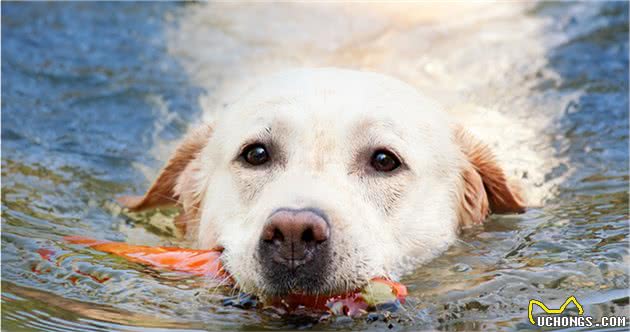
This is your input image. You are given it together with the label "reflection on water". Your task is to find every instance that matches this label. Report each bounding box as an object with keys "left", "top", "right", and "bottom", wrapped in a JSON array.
[{"left": 2, "top": 1, "right": 628, "bottom": 331}]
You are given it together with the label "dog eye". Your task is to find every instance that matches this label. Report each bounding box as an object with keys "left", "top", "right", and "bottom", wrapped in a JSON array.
[
  {"left": 370, "top": 150, "right": 401, "bottom": 172},
  {"left": 242, "top": 144, "right": 270, "bottom": 166}
]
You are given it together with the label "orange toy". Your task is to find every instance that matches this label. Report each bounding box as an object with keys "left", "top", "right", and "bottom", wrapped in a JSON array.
[
  {"left": 58, "top": 236, "right": 407, "bottom": 315},
  {"left": 65, "top": 236, "right": 225, "bottom": 278}
]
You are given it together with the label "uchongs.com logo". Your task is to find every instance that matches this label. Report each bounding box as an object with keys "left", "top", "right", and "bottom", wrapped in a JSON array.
[{"left": 528, "top": 295, "right": 628, "bottom": 328}]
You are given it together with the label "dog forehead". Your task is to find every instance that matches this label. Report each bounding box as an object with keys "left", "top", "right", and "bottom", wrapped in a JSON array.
[{"left": 219, "top": 68, "right": 446, "bottom": 130}]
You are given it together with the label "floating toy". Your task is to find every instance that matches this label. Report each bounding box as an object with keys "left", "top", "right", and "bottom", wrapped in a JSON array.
[{"left": 36, "top": 236, "right": 408, "bottom": 316}]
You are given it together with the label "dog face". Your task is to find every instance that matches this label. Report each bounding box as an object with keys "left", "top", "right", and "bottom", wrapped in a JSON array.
[{"left": 119, "top": 68, "right": 525, "bottom": 297}]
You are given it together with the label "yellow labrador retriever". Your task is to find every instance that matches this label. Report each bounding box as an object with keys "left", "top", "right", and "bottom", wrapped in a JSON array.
[{"left": 118, "top": 68, "right": 525, "bottom": 297}]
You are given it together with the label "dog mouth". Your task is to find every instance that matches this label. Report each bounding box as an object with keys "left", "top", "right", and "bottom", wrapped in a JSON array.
[
  {"left": 224, "top": 254, "right": 370, "bottom": 300},
  {"left": 256, "top": 243, "right": 335, "bottom": 296},
  {"left": 257, "top": 274, "right": 371, "bottom": 302},
  {"left": 255, "top": 259, "right": 372, "bottom": 297}
]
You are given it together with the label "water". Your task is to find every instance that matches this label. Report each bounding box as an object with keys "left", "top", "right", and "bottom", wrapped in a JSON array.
[{"left": 2, "top": 2, "right": 628, "bottom": 331}]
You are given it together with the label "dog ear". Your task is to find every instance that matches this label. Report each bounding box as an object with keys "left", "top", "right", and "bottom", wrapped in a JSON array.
[
  {"left": 117, "top": 124, "right": 213, "bottom": 212},
  {"left": 454, "top": 126, "right": 526, "bottom": 227}
]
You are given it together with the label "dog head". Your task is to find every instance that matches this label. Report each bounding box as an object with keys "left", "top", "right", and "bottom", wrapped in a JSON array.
[{"left": 119, "top": 68, "right": 525, "bottom": 296}]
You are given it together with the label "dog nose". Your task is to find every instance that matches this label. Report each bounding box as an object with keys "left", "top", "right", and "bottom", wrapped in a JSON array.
[
  {"left": 262, "top": 209, "right": 330, "bottom": 244},
  {"left": 260, "top": 208, "right": 330, "bottom": 269}
]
